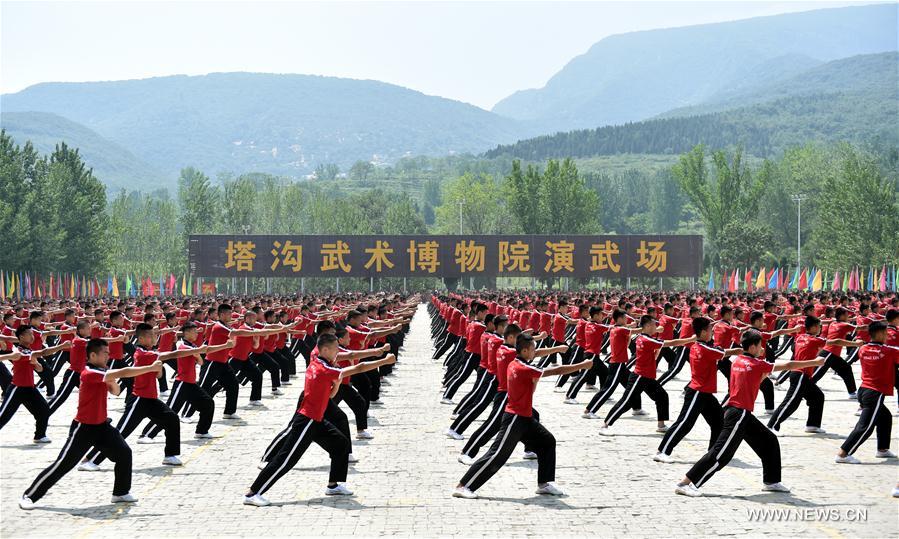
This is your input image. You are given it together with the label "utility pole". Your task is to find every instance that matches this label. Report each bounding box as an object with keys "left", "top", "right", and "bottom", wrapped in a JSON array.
[
  {"left": 458, "top": 197, "right": 465, "bottom": 235},
  {"left": 791, "top": 194, "right": 807, "bottom": 270}
]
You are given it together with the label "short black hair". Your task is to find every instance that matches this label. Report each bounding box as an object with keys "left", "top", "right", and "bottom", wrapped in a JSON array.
[
  {"left": 135, "top": 323, "right": 154, "bottom": 339},
  {"left": 741, "top": 330, "right": 763, "bottom": 351},
  {"left": 692, "top": 317, "right": 711, "bottom": 335},
  {"left": 317, "top": 333, "right": 338, "bottom": 348},
  {"left": 515, "top": 333, "right": 535, "bottom": 355},
  {"left": 504, "top": 323, "right": 522, "bottom": 339},
  {"left": 15, "top": 325, "right": 32, "bottom": 338},
  {"left": 868, "top": 320, "right": 888, "bottom": 336},
  {"left": 640, "top": 315, "right": 655, "bottom": 327},
  {"left": 86, "top": 338, "right": 108, "bottom": 358},
  {"left": 804, "top": 315, "right": 821, "bottom": 330}
]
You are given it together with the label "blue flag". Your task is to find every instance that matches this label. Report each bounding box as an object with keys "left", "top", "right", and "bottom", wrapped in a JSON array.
[
  {"left": 768, "top": 267, "right": 779, "bottom": 289},
  {"left": 707, "top": 268, "right": 715, "bottom": 291}
]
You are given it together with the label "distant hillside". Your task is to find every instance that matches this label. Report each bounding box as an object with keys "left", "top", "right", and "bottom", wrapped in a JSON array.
[
  {"left": 492, "top": 3, "right": 897, "bottom": 132},
  {"left": 485, "top": 52, "right": 899, "bottom": 161},
  {"left": 0, "top": 112, "right": 166, "bottom": 192},
  {"left": 0, "top": 73, "right": 525, "bottom": 181}
]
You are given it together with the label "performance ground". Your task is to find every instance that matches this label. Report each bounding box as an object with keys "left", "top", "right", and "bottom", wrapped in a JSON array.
[{"left": 1, "top": 305, "right": 896, "bottom": 537}]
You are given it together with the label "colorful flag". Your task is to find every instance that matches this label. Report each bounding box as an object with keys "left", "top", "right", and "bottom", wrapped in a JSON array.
[
  {"left": 0, "top": 270, "right": 4, "bottom": 300},
  {"left": 745, "top": 268, "right": 753, "bottom": 291},
  {"left": 798, "top": 268, "right": 808, "bottom": 290},
  {"left": 707, "top": 268, "right": 715, "bottom": 291},
  {"left": 768, "top": 267, "right": 779, "bottom": 289},
  {"left": 756, "top": 267, "right": 766, "bottom": 289},
  {"left": 811, "top": 268, "right": 822, "bottom": 291},
  {"left": 879, "top": 265, "right": 887, "bottom": 291},
  {"left": 112, "top": 276, "right": 119, "bottom": 298}
]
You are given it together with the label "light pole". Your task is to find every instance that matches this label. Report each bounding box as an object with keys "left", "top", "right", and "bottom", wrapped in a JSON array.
[
  {"left": 458, "top": 197, "right": 465, "bottom": 235},
  {"left": 242, "top": 224, "right": 250, "bottom": 295},
  {"left": 790, "top": 194, "right": 807, "bottom": 270}
]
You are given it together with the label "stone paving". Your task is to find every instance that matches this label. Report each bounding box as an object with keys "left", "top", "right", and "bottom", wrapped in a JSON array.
[{"left": 1, "top": 304, "right": 897, "bottom": 537}]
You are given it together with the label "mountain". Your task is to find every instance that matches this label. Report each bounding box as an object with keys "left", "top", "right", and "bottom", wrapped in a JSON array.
[
  {"left": 484, "top": 53, "right": 899, "bottom": 161},
  {"left": 1, "top": 73, "right": 525, "bottom": 182},
  {"left": 491, "top": 3, "right": 898, "bottom": 132},
  {"left": 0, "top": 111, "right": 166, "bottom": 192}
]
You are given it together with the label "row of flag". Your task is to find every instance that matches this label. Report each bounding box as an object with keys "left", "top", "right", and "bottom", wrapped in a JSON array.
[
  {"left": 0, "top": 272, "right": 207, "bottom": 300},
  {"left": 708, "top": 265, "right": 899, "bottom": 292}
]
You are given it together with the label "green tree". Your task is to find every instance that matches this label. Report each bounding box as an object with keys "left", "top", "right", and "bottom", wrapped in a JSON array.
[
  {"left": 672, "top": 145, "right": 769, "bottom": 253},
  {"left": 505, "top": 159, "right": 599, "bottom": 234},
  {"left": 717, "top": 221, "right": 776, "bottom": 268},
  {"left": 314, "top": 163, "right": 340, "bottom": 181},
  {"left": 178, "top": 167, "right": 220, "bottom": 240},
  {"left": 220, "top": 177, "right": 257, "bottom": 233},
  {"left": 435, "top": 173, "right": 509, "bottom": 234}
]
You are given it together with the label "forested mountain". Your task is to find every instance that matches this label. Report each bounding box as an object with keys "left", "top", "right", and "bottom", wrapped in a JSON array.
[
  {"left": 485, "top": 52, "right": 899, "bottom": 161},
  {"left": 491, "top": 3, "right": 897, "bottom": 132},
  {"left": 0, "top": 73, "right": 524, "bottom": 181},
  {"left": 0, "top": 112, "right": 165, "bottom": 192}
]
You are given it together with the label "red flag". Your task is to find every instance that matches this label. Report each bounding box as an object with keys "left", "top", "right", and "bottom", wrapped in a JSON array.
[
  {"left": 744, "top": 269, "right": 753, "bottom": 291},
  {"left": 798, "top": 268, "right": 808, "bottom": 290}
]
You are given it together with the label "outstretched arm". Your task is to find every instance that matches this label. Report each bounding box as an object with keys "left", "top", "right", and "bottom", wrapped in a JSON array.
[
  {"left": 772, "top": 357, "right": 825, "bottom": 372},
  {"left": 542, "top": 358, "right": 592, "bottom": 378},
  {"left": 338, "top": 354, "right": 397, "bottom": 381}
]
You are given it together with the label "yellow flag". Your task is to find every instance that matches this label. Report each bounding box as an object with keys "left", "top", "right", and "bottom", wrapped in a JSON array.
[
  {"left": 755, "top": 267, "right": 766, "bottom": 288},
  {"left": 812, "top": 269, "right": 822, "bottom": 291},
  {"left": 112, "top": 276, "right": 120, "bottom": 297},
  {"left": 181, "top": 276, "right": 187, "bottom": 296}
]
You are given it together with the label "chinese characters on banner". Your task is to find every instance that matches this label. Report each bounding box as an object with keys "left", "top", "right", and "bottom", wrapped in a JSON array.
[{"left": 190, "top": 235, "right": 702, "bottom": 278}]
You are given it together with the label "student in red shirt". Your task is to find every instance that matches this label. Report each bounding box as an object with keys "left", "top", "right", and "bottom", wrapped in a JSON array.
[
  {"left": 47, "top": 321, "right": 127, "bottom": 416},
  {"left": 453, "top": 332, "right": 590, "bottom": 499},
  {"left": 583, "top": 310, "right": 644, "bottom": 419},
  {"left": 443, "top": 303, "right": 489, "bottom": 406},
  {"left": 448, "top": 313, "right": 498, "bottom": 439},
  {"left": 19, "top": 338, "right": 163, "bottom": 510},
  {"left": 78, "top": 323, "right": 211, "bottom": 471},
  {"left": 810, "top": 307, "right": 864, "bottom": 398},
  {"left": 564, "top": 306, "right": 610, "bottom": 402},
  {"left": 139, "top": 323, "right": 235, "bottom": 441},
  {"left": 675, "top": 330, "right": 825, "bottom": 497},
  {"left": 243, "top": 333, "right": 395, "bottom": 507},
  {"left": 599, "top": 315, "right": 696, "bottom": 435},
  {"left": 768, "top": 316, "right": 862, "bottom": 434},
  {"left": 0, "top": 326, "right": 72, "bottom": 443},
  {"left": 655, "top": 317, "right": 742, "bottom": 463},
  {"left": 835, "top": 321, "right": 899, "bottom": 464}
]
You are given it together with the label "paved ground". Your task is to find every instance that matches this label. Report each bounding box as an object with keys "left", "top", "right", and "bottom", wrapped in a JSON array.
[{"left": 1, "top": 305, "right": 897, "bottom": 537}]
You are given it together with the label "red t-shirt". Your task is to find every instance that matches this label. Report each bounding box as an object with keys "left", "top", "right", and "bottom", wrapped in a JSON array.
[
  {"left": 485, "top": 334, "right": 503, "bottom": 374},
  {"left": 823, "top": 322, "right": 854, "bottom": 357},
  {"left": 658, "top": 315, "right": 678, "bottom": 340},
  {"left": 608, "top": 326, "right": 631, "bottom": 363},
  {"left": 465, "top": 321, "right": 487, "bottom": 355},
  {"left": 551, "top": 314, "right": 568, "bottom": 342},
  {"left": 11, "top": 347, "right": 36, "bottom": 387},
  {"left": 69, "top": 336, "right": 89, "bottom": 372},
  {"left": 585, "top": 322, "right": 610, "bottom": 355},
  {"left": 346, "top": 325, "right": 369, "bottom": 351},
  {"left": 230, "top": 324, "right": 255, "bottom": 361},
  {"left": 107, "top": 326, "right": 125, "bottom": 359},
  {"left": 689, "top": 341, "right": 726, "bottom": 393},
  {"left": 793, "top": 334, "right": 826, "bottom": 377},
  {"left": 575, "top": 319, "right": 588, "bottom": 347},
  {"left": 132, "top": 347, "right": 159, "bottom": 399},
  {"left": 504, "top": 358, "right": 542, "bottom": 417},
  {"left": 206, "top": 322, "right": 232, "bottom": 363},
  {"left": 158, "top": 324, "right": 177, "bottom": 352},
  {"left": 858, "top": 343, "right": 899, "bottom": 396},
  {"left": 633, "top": 335, "right": 664, "bottom": 379},
  {"left": 175, "top": 341, "right": 200, "bottom": 384},
  {"left": 298, "top": 357, "right": 341, "bottom": 421},
  {"left": 75, "top": 367, "right": 109, "bottom": 424},
  {"left": 727, "top": 355, "right": 774, "bottom": 412},
  {"left": 713, "top": 321, "right": 740, "bottom": 348},
  {"left": 495, "top": 345, "right": 517, "bottom": 392}
]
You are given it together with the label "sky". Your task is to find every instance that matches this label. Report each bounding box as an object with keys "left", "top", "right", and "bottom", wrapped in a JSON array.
[{"left": 0, "top": 0, "right": 879, "bottom": 110}]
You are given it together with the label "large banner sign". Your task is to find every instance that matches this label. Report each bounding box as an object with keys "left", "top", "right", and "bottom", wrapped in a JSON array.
[{"left": 189, "top": 235, "right": 703, "bottom": 278}]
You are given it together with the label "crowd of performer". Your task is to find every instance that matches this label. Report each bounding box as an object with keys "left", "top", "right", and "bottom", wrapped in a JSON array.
[
  {"left": 428, "top": 290, "right": 899, "bottom": 499},
  {"left": 1, "top": 288, "right": 897, "bottom": 510}
]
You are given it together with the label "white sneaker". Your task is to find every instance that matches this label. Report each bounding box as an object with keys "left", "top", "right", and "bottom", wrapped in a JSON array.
[
  {"left": 347, "top": 453, "right": 359, "bottom": 463},
  {"left": 656, "top": 425, "right": 669, "bottom": 433},
  {"left": 136, "top": 436, "right": 154, "bottom": 444},
  {"left": 585, "top": 385, "right": 597, "bottom": 390},
  {"left": 159, "top": 391, "right": 169, "bottom": 399},
  {"left": 257, "top": 460, "right": 268, "bottom": 470},
  {"left": 631, "top": 409, "right": 647, "bottom": 416},
  {"left": 535, "top": 482, "right": 564, "bottom": 496},
  {"left": 892, "top": 486, "right": 899, "bottom": 498},
  {"left": 581, "top": 412, "right": 598, "bottom": 419},
  {"left": 553, "top": 387, "right": 565, "bottom": 393},
  {"left": 452, "top": 486, "right": 477, "bottom": 499},
  {"left": 762, "top": 409, "right": 775, "bottom": 416},
  {"left": 653, "top": 452, "right": 674, "bottom": 463},
  {"left": 450, "top": 414, "right": 458, "bottom": 420},
  {"left": 674, "top": 482, "right": 702, "bottom": 497},
  {"left": 356, "top": 430, "right": 374, "bottom": 440},
  {"left": 32, "top": 436, "right": 51, "bottom": 444},
  {"left": 440, "top": 398, "right": 454, "bottom": 405},
  {"left": 325, "top": 484, "right": 354, "bottom": 496},
  {"left": 847, "top": 392, "right": 858, "bottom": 399},
  {"left": 78, "top": 461, "right": 100, "bottom": 472},
  {"left": 458, "top": 454, "right": 475, "bottom": 465},
  {"left": 522, "top": 451, "right": 538, "bottom": 460},
  {"left": 111, "top": 493, "right": 138, "bottom": 503},
  {"left": 854, "top": 409, "right": 862, "bottom": 416},
  {"left": 445, "top": 428, "right": 464, "bottom": 440},
  {"left": 222, "top": 413, "right": 242, "bottom": 420},
  {"left": 18, "top": 496, "right": 36, "bottom": 510},
  {"left": 875, "top": 450, "right": 897, "bottom": 458},
  {"left": 194, "top": 433, "right": 215, "bottom": 439},
  {"left": 804, "top": 426, "right": 826, "bottom": 434},
  {"left": 248, "top": 400, "right": 264, "bottom": 407},
  {"left": 762, "top": 482, "right": 791, "bottom": 493},
  {"left": 243, "top": 493, "right": 270, "bottom": 507},
  {"left": 180, "top": 416, "right": 196, "bottom": 424},
  {"left": 161, "top": 455, "right": 183, "bottom": 466},
  {"left": 768, "top": 427, "right": 783, "bottom": 437},
  {"left": 563, "top": 398, "right": 578, "bottom": 404},
  {"left": 280, "top": 380, "right": 292, "bottom": 386},
  {"left": 271, "top": 388, "right": 284, "bottom": 396},
  {"left": 598, "top": 426, "right": 614, "bottom": 436},
  {"left": 835, "top": 454, "right": 861, "bottom": 464}
]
